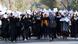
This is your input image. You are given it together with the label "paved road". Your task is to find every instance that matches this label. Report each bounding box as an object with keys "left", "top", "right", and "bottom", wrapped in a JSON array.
[
  {"left": 0, "top": 40, "right": 78, "bottom": 44},
  {"left": 0, "top": 37, "right": 78, "bottom": 44}
]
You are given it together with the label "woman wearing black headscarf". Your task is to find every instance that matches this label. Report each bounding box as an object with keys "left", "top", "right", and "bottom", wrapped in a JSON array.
[{"left": 55, "top": 12, "right": 62, "bottom": 36}]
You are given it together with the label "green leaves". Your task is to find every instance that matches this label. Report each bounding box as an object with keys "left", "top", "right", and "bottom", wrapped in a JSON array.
[
  {"left": 14, "top": 0, "right": 23, "bottom": 11},
  {"left": 0, "top": 0, "right": 60, "bottom": 11},
  {"left": 70, "top": 0, "right": 78, "bottom": 10},
  {"left": 39, "top": 0, "right": 55, "bottom": 9},
  {"left": 0, "top": 0, "right": 72, "bottom": 11}
]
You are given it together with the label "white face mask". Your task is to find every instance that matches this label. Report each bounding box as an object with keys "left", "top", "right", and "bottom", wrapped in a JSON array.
[
  {"left": 0, "top": 20, "right": 2, "bottom": 25},
  {"left": 29, "top": 15, "right": 31, "bottom": 18},
  {"left": 3, "top": 14, "right": 8, "bottom": 18},
  {"left": 56, "top": 15, "right": 61, "bottom": 18}
]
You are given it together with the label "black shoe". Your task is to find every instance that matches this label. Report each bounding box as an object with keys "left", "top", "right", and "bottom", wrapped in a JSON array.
[{"left": 49, "top": 37, "right": 54, "bottom": 41}]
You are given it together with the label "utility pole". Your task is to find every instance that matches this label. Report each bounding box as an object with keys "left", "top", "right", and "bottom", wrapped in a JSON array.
[{"left": 9, "top": 0, "right": 12, "bottom": 10}]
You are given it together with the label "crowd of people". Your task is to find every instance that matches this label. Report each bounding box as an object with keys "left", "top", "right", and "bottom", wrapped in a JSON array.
[{"left": 0, "top": 8, "right": 78, "bottom": 42}]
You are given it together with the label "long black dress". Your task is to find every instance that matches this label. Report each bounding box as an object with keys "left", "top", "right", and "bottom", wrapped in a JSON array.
[
  {"left": 71, "top": 17, "right": 78, "bottom": 37},
  {"left": 55, "top": 16, "right": 61, "bottom": 36}
]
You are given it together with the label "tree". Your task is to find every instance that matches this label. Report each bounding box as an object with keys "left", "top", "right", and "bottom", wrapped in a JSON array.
[
  {"left": 14, "top": 0, "right": 24, "bottom": 11},
  {"left": 70, "top": 0, "right": 78, "bottom": 10},
  {"left": 39, "top": 0, "right": 56, "bottom": 9},
  {"left": 14, "top": 0, "right": 33, "bottom": 11}
]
